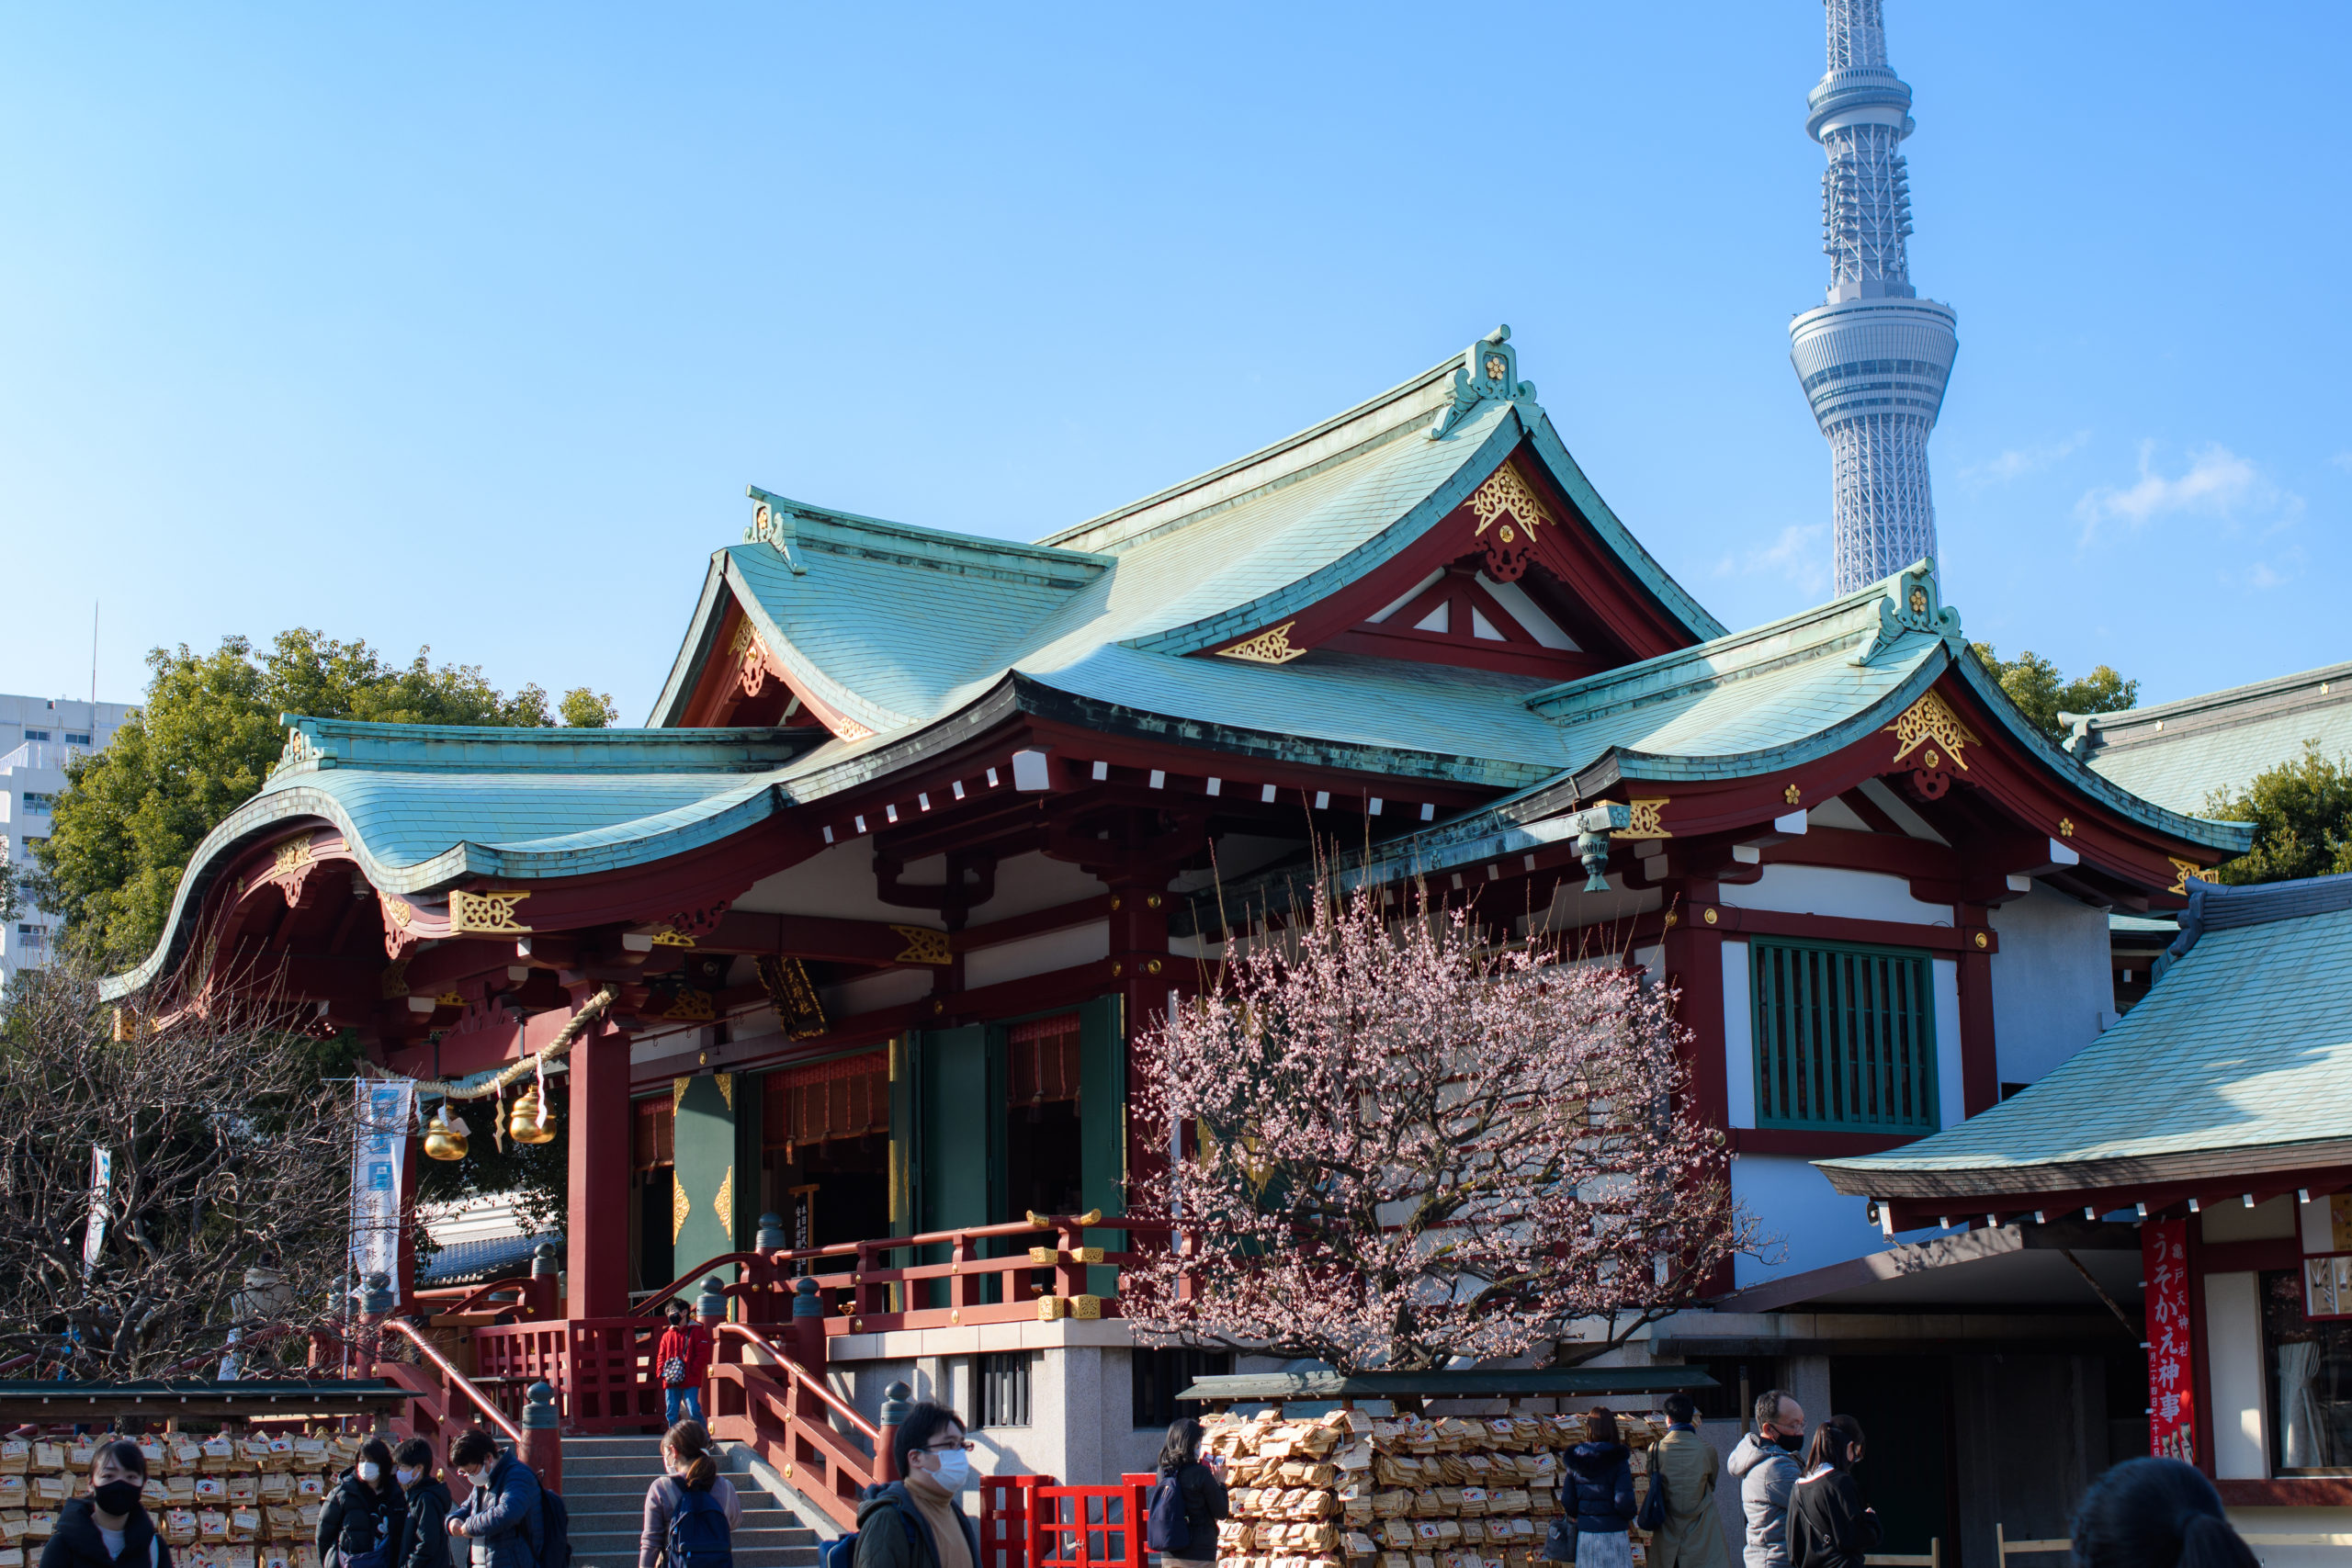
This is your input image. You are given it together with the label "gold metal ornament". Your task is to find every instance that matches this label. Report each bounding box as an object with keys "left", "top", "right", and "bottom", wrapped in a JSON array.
[
  {"left": 508, "top": 1086, "right": 558, "bottom": 1145},
  {"left": 422, "top": 1105, "right": 470, "bottom": 1162}
]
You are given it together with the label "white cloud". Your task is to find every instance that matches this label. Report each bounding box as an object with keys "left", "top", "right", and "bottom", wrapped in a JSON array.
[
  {"left": 2075, "top": 441, "right": 2293, "bottom": 543},
  {"left": 2248, "top": 561, "right": 2290, "bottom": 590},
  {"left": 2331, "top": 451, "right": 2352, "bottom": 474},
  {"left": 1715, "top": 522, "right": 1829, "bottom": 597},
  {"left": 1958, "top": 431, "right": 2088, "bottom": 486}
]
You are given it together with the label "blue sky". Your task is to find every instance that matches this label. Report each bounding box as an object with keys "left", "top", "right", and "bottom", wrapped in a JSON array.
[{"left": 2, "top": 3, "right": 2345, "bottom": 720}]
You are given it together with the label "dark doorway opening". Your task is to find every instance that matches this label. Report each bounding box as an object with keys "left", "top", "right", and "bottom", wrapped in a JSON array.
[{"left": 1830, "top": 1354, "right": 1955, "bottom": 1563}]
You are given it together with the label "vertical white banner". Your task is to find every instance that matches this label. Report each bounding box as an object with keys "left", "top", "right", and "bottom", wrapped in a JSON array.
[
  {"left": 349, "top": 1079, "right": 415, "bottom": 1300},
  {"left": 81, "top": 1145, "right": 112, "bottom": 1280}
]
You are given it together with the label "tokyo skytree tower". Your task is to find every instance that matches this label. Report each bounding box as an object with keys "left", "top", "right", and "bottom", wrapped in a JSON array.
[{"left": 1789, "top": 0, "right": 1959, "bottom": 594}]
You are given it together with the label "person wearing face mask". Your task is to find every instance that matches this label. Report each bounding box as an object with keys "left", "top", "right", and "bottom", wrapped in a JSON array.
[
  {"left": 1726, "top": 1390, "right": 1805, "bottom": 1568},
  {"left": 319, "top": 1438, "right": 407, "bottom": 1568},
  {"left": 390, "top": 1440, "right": 452, "bottom": 1568},
  {"left": 441, "top": 1428, "right": 544, "bottom": 1568},
  {"left": 1786, "top": 1417, "right": 1878, "bottom": 1568},
  {"left": 42, "top": 1438, "right": 168, "bottom": 1568},
  {"left": 852, "top": 1403, "right": 979, "bottom": 1568}
]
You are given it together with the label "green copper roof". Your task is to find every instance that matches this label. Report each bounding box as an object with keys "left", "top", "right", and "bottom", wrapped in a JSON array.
[
  {"left": 1818, "top": 873, "right": 2352, "bottom": 1200},
  {"left": 101, "top": 718, "right": 820, "bottom": 998},
  {"left": 2063, "top": 660, "right": 2352, "bottom": 816}
]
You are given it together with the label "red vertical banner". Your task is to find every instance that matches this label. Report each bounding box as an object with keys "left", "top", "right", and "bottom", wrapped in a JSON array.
[{"left": 2146, "top": 1217, "right": 2196, "bottom": 1461}]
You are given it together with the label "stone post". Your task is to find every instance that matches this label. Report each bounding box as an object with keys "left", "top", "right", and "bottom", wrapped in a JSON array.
[
  {"left": 518, "top": 1382, "right": 562, "bottom": 1491},
  {"left": 789, "top": 1276, "right": 826, "bottom": 1373},
  {"left": 356, "top": 1271, "right": 394, "bottom": 1379},
  {"left": 876, "top": 1379, "right": 913, "bottom": 1483},
  {"left": 528, "top": 1243, "right": 560, "bottom": 1321}
]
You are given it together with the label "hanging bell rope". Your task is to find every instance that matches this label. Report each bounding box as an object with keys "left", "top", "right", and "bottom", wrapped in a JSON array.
[{"left": 362, "top": 984, "right": 619, "bottom": 1099}]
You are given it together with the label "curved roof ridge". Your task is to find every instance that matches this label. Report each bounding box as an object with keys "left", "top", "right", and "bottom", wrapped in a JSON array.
[
  {"left": 2064, "top": 658, "right": 2352, "bottom": 736},
  {"left": 1037, "top": 340, "right": 1479, "bottom": 556}
]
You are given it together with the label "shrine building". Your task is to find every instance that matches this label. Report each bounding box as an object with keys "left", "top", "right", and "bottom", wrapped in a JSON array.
[{"left": 108, "top": 330, "right": 2258, "bottom": 1540}]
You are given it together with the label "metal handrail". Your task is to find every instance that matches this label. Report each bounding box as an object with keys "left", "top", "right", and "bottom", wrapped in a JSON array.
[
  {"left": 380, "top": 1317, "right": 526, "bottom": 1447},
  {"left": 711, "top": 1322, "right": 878, "bottom": 1441}
]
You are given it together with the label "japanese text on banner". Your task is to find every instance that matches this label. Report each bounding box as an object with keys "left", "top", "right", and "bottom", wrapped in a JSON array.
[
  {"left": 349, "top": 1080, "right": 415, "bottom": 1299},
  {"left": 2144, "top": 1216, "right": 2195, "bottom": 1461}
]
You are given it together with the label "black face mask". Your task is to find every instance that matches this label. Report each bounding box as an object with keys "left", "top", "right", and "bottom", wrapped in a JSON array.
[
  {"left": 1773, "top": 1431, "right": 1804, "bottom": 1453},
  {"left": 93, "top": 1480, "right": 143, "bottom": 1517}
]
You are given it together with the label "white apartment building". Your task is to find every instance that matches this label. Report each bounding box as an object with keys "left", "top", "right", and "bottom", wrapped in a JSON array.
[{"left": 1, "top": 694, "right": 136, "bottom": 987}]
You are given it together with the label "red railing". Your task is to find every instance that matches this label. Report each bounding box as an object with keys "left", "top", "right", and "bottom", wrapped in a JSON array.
[
  {"left": 413, "top": 1272, "right": 559, "bottom": 1321},
  {"left": 450, "top": 1213, "right": 1159, "bottom": 1438},
  {"left": 376, "top": 1317, "right": 560, "bottom": 1492},
  {"left": 706, "top": 1322, "right": 883, "bottom": 1530},
  {"left": 981, "top": 1474, "right": 1154, "bottom": 1568}
]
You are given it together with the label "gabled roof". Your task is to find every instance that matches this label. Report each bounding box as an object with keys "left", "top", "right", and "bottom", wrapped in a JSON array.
[
  {"left": 1819, "top": 872, "right": 2352, "bottom": 1201},
  {"left": 103, "top": 717, "right": 820, "bottom": 998},
  {"left": 1177, "top": 562, "right": 2255, "bottom": 920},
  {"left": 2062, "top": 660, "right": 2352, "bottom": 816},
  {"left": 650, "top": 330, "right": 1724, "bottom": 742}
]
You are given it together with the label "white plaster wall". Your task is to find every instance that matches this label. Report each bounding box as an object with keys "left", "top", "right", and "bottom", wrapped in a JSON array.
[
  {"left": 2205, "top": 1270, "right": 2268, "bottom": 1480},
  {"left": 1931, "top": 959, "right": 1965, "bottom": 1130},
  {"left": 963, "top": 920, "right": 1109, "bottom": 990},
  {"left": 1987, "top": 886, "right": 2115, "bottom": 1087},
  {"left": 1720, "top": 864, "right": 1952, "bottom": 924},
  {"left": 1723, "top": 942, "right": 1756, "bottom": 1129},
  {"left": 1730, "top": 1153, "right": 1938, "bottom": 1287}
]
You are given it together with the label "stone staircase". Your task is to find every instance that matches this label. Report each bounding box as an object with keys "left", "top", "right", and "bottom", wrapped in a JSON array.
[{"left": 559, "top": 1434, "right": 825, "bottom": 1568}]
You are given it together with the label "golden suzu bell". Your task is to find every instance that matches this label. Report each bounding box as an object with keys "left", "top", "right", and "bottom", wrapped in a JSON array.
[
  {"left": 508, "top": 1086, "right": 558, "bottom": 1145},
  {"left": 422, "top": 1105, "right": 470, "bottom": 1162}
]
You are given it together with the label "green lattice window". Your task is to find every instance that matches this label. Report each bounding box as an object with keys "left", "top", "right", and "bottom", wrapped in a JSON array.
[{"left": 1750, "top": 938, "right": 1938, "bottom": 1133}]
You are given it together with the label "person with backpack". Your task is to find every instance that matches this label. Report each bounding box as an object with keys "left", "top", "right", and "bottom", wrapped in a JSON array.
[
  {"left": 639, "top": 1421, "right": 741, "bottom": 1568},
  {"left": 42, "top": 1438, "right": 169, "bottom": 1568},
  {"left": 850, "top": 1402, "right": 979, "bottom": 1568},
  {"left": 657, "top": 1303, "right": 713, "bottom": 1427},
  {"left": 442, "top": 1429, "right": 546, "bottom": 1568},
  {"left": 320, "top": 1438, "right": 408, "bottom": 1568},
  {"left": 392, "top": 1438, "right": 453, "bottom": 1568},
  {"left": 1146, "top": 1417, "right": 1227, "bottom": 1566}
]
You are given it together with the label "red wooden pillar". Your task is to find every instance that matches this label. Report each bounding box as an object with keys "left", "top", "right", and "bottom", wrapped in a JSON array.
[
  {"left": 567, "top": 1021, "right": 633, "bottom": 1319},
  {"left": 1658, "top": 880, "right": 1729, "bottom": 1127},
  {"left": 1658, "top": 879, "right": 1733, "bottom": 1294},
  {"left": 1955, "top": 904, "right": 1999, "bottom": 1118}
]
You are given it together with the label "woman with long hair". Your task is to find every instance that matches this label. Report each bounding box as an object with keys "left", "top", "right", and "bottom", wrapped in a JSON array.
[
  {"left": 41, "top": 1438, "right": 168, "bottom": 1568},
  {"left": 1150, "top": 1417, "right": 1227, "bottom": 1567},
  {"left": 639, "top": 1420, "right": 743, "bottom": 1568},
  {"left": 319, "top": 1437, "right": 407, "bottom": 1568},
  {"left": 1787, "top": 1417, "right": 1879, "bottom": 1568},
  {"left": 1554, "top": 1408, "right": 1636, "bottom": 1568},
  {"left": 2071, "top": 1458, "right": 2258, "bottom": 1568}
]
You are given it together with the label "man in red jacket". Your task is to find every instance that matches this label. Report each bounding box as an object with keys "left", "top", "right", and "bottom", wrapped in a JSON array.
[{"left": 656, "top": 1300, "right": 712, "bottom": 1426}]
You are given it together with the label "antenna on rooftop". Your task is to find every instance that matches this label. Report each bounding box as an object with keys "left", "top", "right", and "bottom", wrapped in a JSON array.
[{"left": 90, "top": 601, "right": 99, "bottom": 705}]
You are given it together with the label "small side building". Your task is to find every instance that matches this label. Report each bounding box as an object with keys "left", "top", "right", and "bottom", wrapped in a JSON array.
[{"left": 1820, "top": 872, "right": 2352, "bottom": 1562}]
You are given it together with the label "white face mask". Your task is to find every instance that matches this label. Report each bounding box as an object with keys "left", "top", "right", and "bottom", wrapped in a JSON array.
[
  {"left": 926, "top": 1450, "right": 971, "bottom": 1492},
  {"left": 356, "top": 1462, "right": 380, "bottom": 1483},
  {"left": 396, "top": 1468, "right": 422, "bottom": 1489}
]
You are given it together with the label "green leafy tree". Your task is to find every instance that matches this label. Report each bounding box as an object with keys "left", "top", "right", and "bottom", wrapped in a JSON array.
[
  {"left": 558, "top": 688, "right": 619, "bottom": 728},
  {"left": 2207, "top": 744, "right": 2352, "bottom": 885},
  {"left": 28, "top": 630, "right": 594, "bottom": 967},
  {"left": 1969, "top": 642, "right": 2140, "bottom": 741}
]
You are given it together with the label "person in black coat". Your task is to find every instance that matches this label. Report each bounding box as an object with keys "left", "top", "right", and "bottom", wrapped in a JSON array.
[
  {"left": 1787, "top": 1417, "right": 1881, "bottom": 1568},
  {"left": 318, "top": 1437, "right": 408, "bottom": 1568},
  {"left": 1555, "top": 1408, "right": 1637, "bottom": 1568},
  {"left": 41, "top": 1439, "right": 168, "bottom": 1568},
  {"left": 390, "top": 1439, "right": 452, "bottom": 1568},
  {"left": 1152, "top": 1417, "right": 1228, "bottom": 1566}
]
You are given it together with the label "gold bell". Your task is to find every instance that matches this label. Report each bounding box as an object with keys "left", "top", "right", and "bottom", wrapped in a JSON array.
[
  {"left": 422, "top": 1104, "right": 470, "bottom": 1162},
  {"left": 508, "top": 1086, "right": 558, "bottom": 1145}
]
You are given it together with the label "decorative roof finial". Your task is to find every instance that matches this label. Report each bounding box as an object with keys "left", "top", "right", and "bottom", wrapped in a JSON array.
[
  {"left": 744, "top": 484, "right": 808, "bottom": 575},
  {"left": 1430, "top": 326, "right": 1539, "bottom": 441}
]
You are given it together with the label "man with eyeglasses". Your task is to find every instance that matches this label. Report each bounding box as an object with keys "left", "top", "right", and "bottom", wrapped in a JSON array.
[{"left": 854, "top": 1402, "right": 981, "bottom": 1568}]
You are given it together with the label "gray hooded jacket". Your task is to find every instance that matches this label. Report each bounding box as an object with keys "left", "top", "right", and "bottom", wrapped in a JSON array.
[{"left": 1725, "top": 1434, "right": 1799, "bottom": 1568}]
